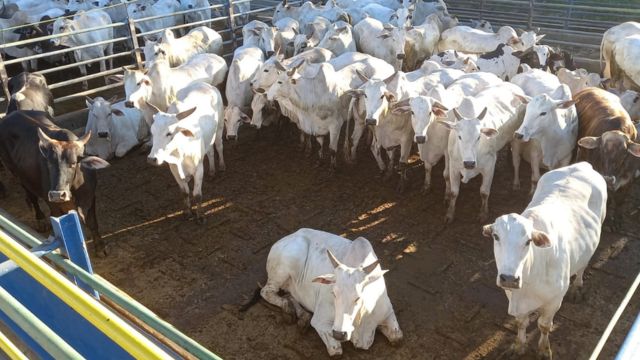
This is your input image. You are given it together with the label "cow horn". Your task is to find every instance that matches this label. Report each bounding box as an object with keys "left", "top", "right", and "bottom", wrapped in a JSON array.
[
  {"left": 453, "top": 108, "right": 463, "bottom": 121},
  {"left": 516, "top": 28, "right": 525, "bottom": 35},
  {"left": 477, "top": 107, "right": 488, "bottom": 120},
  {"left": 77, "top": 131, "right": 92, "bottom": 146},
  {"left": 145, "top": 101, "right": 161, "bottom": 115},
  {"left": 121, "top": 66, "right": 129, "bottom": 73},
  {"left": 85, "top": 96, "right": 95, "bottom": 105},
  {"left": 362, "top": 259, "right": 380, "bottom": 274},
  {"left": 274, "top": 60, "right": 286, "bottom": 71},
  {"left": 326, "top": 249, "right": 341, "bottom": 268},
  {"left": 356, "top": 69, "right": 370, "bottom": 83},
  {"left": 37, "top": 128, "right": 55, "bottom": 145},
  {"left": 176, "top": 107, "right": 197, "bottom": 121},
  {"left": 107, "top": 95, "right": 118, "bottom": 103}
]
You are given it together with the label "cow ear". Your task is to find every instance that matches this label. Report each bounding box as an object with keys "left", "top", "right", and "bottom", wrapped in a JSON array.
[
  {"left": 178, "top": 128, "right": 195, "bottom": 137},
  {"left": 391, "top": 105, "right": 411, "bottom": 115},
  {"left": 176, "top": 107, "right": 197, "bottom": 121},
  {"left": 81, "top": 156, "right": 110, "bottom": 169},
  {"left": 111, "top": 109, "right": 125, "bottom": 117},
  {"left": 312, "top": 274, "right": 335, "bottom": 285},
  {"left": 577, "top": 136, "right": 599, "bottom": 149},
  {"left": 384, "top": 91, "right": 396, "bottom": 102},
  {"left": 481, "top": 128, "right": 498, "bottom": 138},
  {"left": 437, "top": 120, "right": 456, "bottom": 130},
  {"left": 514, "top": 93, "right": 531, "bottom": 104},
  {"left": 107, "top": 95, "right": 118, "bottom": 103},
  {"left": 530, "top": 230, "right": 551, "bottom": 248},
  {"left": 556, "top": 99, "right": 576, "bottom": 109},
  {"left": 512, "top": 50, "right": 524, "bottom": 59},
  {"left": 482, "top": 224, "right": 493, "bottom": 238},
  {"left": 37, "top": 128, "right": 53, "bottom": 152},
  {"left": 240, "top": 112, "right": 251, "bottom": 123},
  {"left": 431, "top": 101, "right": 449, "bottom": 117},
  {"left": 627, "top": 142, "right": 640, "bottom": 158}
]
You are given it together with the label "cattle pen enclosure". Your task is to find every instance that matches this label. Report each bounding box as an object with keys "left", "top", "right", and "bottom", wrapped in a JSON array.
[{"left": 1, "top": 0, "right": 640, "bottom": 359}]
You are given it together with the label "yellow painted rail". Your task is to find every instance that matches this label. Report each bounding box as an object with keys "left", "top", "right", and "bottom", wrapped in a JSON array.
[
  {"left": 0, "top": 229, "right": 171, "bottom": 360},
  {"left": 0, "top": 329, "right": 28, "bottom": 360}
]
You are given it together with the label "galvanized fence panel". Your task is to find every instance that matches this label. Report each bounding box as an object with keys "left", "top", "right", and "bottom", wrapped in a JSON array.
[
  {"left": 0, "top": 0, "right": 289, "bottom": 117},
  {"left": 445, "top": 0, "right": 640, "bottom": 70}
]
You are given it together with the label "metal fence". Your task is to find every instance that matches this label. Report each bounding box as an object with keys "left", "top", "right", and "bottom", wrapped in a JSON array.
[
  {"left": 0, "top": 0, "right": 285, "bottom": 117},
  {"left": 445, "top": 0, "right": 640, "bottom": 71}
]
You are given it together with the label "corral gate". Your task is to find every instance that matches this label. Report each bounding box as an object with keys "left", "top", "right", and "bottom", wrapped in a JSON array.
[{"left": 445, "top": 0, "right": 640, "bottom": 71}]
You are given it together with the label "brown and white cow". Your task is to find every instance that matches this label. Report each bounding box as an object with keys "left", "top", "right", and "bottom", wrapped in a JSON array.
[
  {"left": 574, "top": 87, "right": 640, "bottom": 228},
  {"left": 0, "top": 111, "right": 110, "bottom": 256}
]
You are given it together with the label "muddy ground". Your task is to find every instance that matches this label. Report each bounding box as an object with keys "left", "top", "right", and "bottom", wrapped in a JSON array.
[{"left": 1, "top": 123, "right": 639, "bottom": 359}]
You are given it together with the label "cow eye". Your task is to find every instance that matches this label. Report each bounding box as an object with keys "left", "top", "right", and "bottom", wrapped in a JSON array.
[
  {"left": 380, "top": 95, "right": 384, "bottom": 99},
  {"left": 410, "top": 111, "right": 414, "bottom": 115},
  {"left": 59, "top": 26, "right": 64, "bottom": 31},
  {"left": 526, "top": 239, "right": 532, "bottom": 246},
  {"left": 492, "top": 233, "right": 499, "bottom": 241},
  {"left": 263, "top": 69, "right": 269, "bottom": 72},
  {"left": 277, "top": 80, "right": 283, "bottom": 84},
  {"left": 458, "top": 135, "right": 461, "bottom": 140},
  {"left": 354, "top": 297, "right": 360, "bottom": 304},
  {"left": 540, "top": 112, "right": 547, "bottom": 116},
  {"left": 166, "top": 132, "right": 171, "bottom": 137}
]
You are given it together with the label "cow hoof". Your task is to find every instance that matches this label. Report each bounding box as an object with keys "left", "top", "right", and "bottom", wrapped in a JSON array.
[
  {"left": 537, "top": 348, "right": 552, "bottom": 360},
  {"left": 327, "top": 346, "right": 343, "bottom": 357},
  {"left": 567, "top": 286, "right": 585, "bottom": 303},
  {"left": 94, "top": 244, "right": 109, "bottom": 258},
  {"left": 444, "top": 214, "right": 454, "bottom": 224},
  {"left": 183, "top": 211, "right": 195, "bottom": 221},
  {"left": 500, "top": 343, "right": 526, "bottom": 359}
]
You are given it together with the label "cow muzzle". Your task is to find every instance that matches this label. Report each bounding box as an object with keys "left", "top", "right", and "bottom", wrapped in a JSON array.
[
  {"left": 514, "top": 132, "right": 524, "bottom": 140},
  {"left": 124, "top": 101, "right": 134, "bottom": 108},
  {"left": 255, "top": 87, "right": 265, "bottom": 94},
  {"left": 463, "top": 161, "right": 476, "bottom": 169},
  {"left": 396, "top": 53, "right": 405, "bottom": 60},
  {"left": 499, "top": 274, "right": 521, "bottom": 289},
  {"left": 98, "top": 131, "right": 109, "bottom": 139},
  {"left": 365, "top": 118, "right": 377, "bottom": 126},
  {"left": 332, "top": 330, "right": 347, "bottom": 342},
  {"left": 603, "top": 176, "right": 616, "bottom": 189},
  {"left": 147, "top": 156, "right": 160, "bottom": 166},
  {"left": 48, "top": 191, "right": 71, "bottom": 203},
  {"left": 227, "top": 134, "right": 237, "bottom": 141},
  {"left": 415, "top": 135, "right": 426, "bottom": 144}
]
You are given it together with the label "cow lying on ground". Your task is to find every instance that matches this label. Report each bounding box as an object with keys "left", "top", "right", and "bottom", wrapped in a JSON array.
[
  {"left": 0, "top": 110, "right": 110, "bottom": 256},
  {"left": 258, "top": 228, "right": 402, "bottom": 356},
  {"left": 483, "top": 162, "right": 606, "bottom": 360}
]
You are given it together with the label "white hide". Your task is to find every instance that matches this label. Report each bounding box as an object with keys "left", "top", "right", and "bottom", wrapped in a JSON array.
[
  {"left": 438, "top": 25, "right": 524, "bottom": 54},
  {"left": 225, "top": 46, "right": 265, "bottom": 139}
]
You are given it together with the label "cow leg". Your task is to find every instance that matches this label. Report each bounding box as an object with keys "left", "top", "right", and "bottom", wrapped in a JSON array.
[
  {"left": 349, "top": 110, "right": 366, "bottom": 164},
  {"left": 79, "top": 64, "right": 88, "bottom": 90},
  {"left": 478, "top": 164, "right": 496, "bottom": 222},
  {"left": 289, "top": 298, "right": 312, "bottom": 333},
  {"left": 445, "top": 168, "right": 460, "bottom": 223},
  {"left": 25, "top": 190, "right": 48, "bottom": 232},
  {"left": 379, "top": 311, "right": 403, "bottom": 346},
  {"left": 172, "top": 169, "right": 193, "bottom": 220},
  {"left": 83, "top": 199, "right": 107, "bottom": 257},
  {"left": 106, "top": 43, "right": 114, "bottom": 71},
  {"left": 310, "top": 312, "right": 343, "bottom": 357},
  {"left": 567, "top": 267, "right": 586, "bottom": 303},
  {"left": 504, "top": 314, "right": 529, "bottom": 357},
  {"left": 328, "top": 123, "right": 341, "bottom": 172},
  {"left": 215, "top": 131, "right": 226, "bottom": 172},
  {"left": 537, "top": 301, "right": 560, "bottom": 360},
  {"left": 371, "top": 140, "right": 386, "bottom": 175},
  {"left": 511, "top": 140, "right": 522, "bottom": 191},
  {"left": 383, "top": 148, "right": 396, "bottom": 182},
  {"left": 29, "top": 58, "right": 38, "bottom": 71},
  {"left": 192, "top": 163, "right": 205, "bottom": 224},
  {"left": 304, "top": 134, "right": 313, "bottom": 158},
  {"left": 315, "top": 136, "right": 325, "bottom": 165},
  {"left": 206, "top": 147, "right": 216, "bottom": 178},
  {"left": 529, "top": 144, "right": 542, "bottom": 196},
  {"left": 396, "top": 138, "right": 412, "bottom": 193},
  {"left": 443, "top": 151, "right": 451, "bottom": 199},
  {"left": 260, "top": 271, "right": 297, "bottom": 323},
  {"left": 419, "top": 144, "right": 432, "bottom": 193}
]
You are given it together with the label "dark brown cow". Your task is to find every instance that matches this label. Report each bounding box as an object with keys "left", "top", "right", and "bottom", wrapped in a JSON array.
[
  {"left": 574, "top": 87, "right": 640, "bottom": 227},
  {"left": 0, "top": 110, "right": 110, "bottom": 256}
]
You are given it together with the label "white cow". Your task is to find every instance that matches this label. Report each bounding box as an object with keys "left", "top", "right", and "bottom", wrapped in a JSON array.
[
  {"left": 273, "top": 0, "right": 350, "bottom": 24},
  {"left": 143, "top": 27, "right": 223, "bottom": 67},
  {"left": 127, "top": 0, "right": 183, "bottom": 37},
  {"left": 618, "top": 90, "right": 640, "bottom": 122},
  {"left": 470, "top": 44, "right": 524, "bottom": 81},
  {"left": 267, "top": 57, "right": 395, "bottom": 170},
  {"left": 146, "top": 82, "right": 225, "bottom": 223},
  {"left": 438, "top": 25, "right": 524, "bottom": 54},
  {"left": 50, "top": 10, "right": 114, "bottom": 89},
  {"left": 293, "top": 16, "right": 331, "bottom": 56},
  {"left": 600, "top": 22, "right": 640, "bottom": 79},
  {"left": 354, "top": 18, "right": 407, "bottom": 71},
  {"left": 470, "top": 19, "right": 493, "bottom": 33},
  {"left": 556, "top": 68, "right": 603, "bottom": 95},
  {"left": 243, "top": 20, "right": 277, "bottom": 57},
  {"left": 274, "top": 17, "right": 299, "bottom": 58},
  {"left": 412, "top": 0, "right": 447, "bottom": 25},
  {"left": 182, "top": 0, "right": 211, "bottom": 27},
  {"left": 347, "top": 3, "right": 395, "bottom": 25},
  {"left": 261, "top": 228, "right": 402, "bottom": 356},
  {"left": 482, "top": 162, "right": 606, "bottom": 360},
  {"left": 439, "top": 83, "right": 525, "bottom": 223},
  {"left": 511, "top": 75, "right": 578, "bottom": 194},
  {"left": 84, "top": 96, "right": 146, "bottom": 160},
  {"left": 316, "top": 21, "right": 356, "bottom": 57},
  {"left": 225, "top": 46, "right": 265, "bottom": 140},
  {"left": 611, "top": 34, "right": 640, "bottom": 90},
  {"left": 404, "top": 13, "right": 443, "bottom": 71}
]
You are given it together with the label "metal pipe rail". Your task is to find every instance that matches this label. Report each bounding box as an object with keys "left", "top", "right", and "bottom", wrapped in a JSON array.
[
  {"left": 0, "top": 329, "right": 27, "bottom": 360},
  {"left": 0, "top": 210, "right": 222, "bottom": 360},
  {"left": 0, "top": 227, "right": 171, "bottom": 359}
]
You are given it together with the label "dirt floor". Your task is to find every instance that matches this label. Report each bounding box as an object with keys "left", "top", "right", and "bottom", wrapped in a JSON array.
[{"left": 1, "top": 123, "right": 639, "bottom": 360}]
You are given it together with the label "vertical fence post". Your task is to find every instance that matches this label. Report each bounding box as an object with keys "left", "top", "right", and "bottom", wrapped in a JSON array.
[
  {"left": 528, "top": 0, "right": 534, "bottom": 30},
  {"left": 0, "top": 54, "right": 11, "bottom": 104},
  {"left": 225, "top": 0, "right": 238, "bottom": 50},
  {"left": 127, "top": 17, "right": 144, "bottom": 70}
]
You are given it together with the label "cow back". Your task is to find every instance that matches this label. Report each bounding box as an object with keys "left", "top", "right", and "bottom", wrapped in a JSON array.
[{"left": 575, "top": 87, "right": 636, "bottom": 139}]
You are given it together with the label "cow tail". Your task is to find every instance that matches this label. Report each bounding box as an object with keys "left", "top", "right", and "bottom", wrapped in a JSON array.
[
  {"left": 238, "top": 285, "right": 262, "bottom": 312},
  {"left": 599, "top": 36, "right": 605, "bottom": 77},
  {"left": 344, "top": 97, "right": 355, "bottom": 163}
]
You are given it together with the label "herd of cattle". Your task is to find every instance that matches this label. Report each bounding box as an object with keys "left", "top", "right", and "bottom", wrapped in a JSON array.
[{"left": 1, "top": 0, "right": 640, "bottom": 358}]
